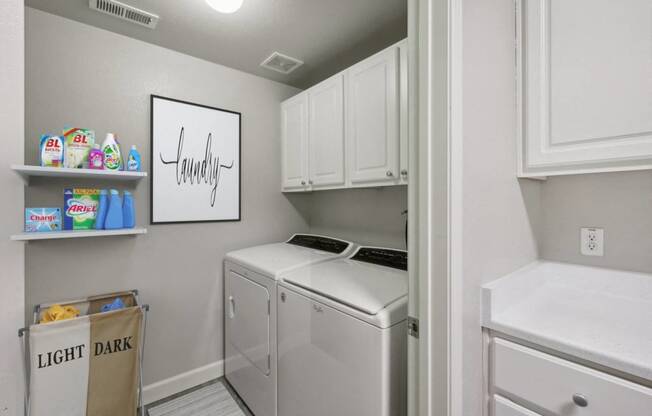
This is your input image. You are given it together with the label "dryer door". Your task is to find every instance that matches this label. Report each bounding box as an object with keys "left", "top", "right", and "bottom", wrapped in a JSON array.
[{"left": 226, "top": 270, "right": 271, "bottom": 375}]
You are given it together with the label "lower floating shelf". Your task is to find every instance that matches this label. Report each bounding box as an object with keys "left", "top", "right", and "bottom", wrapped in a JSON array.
[{"left": 11, "top": 227, "right": 147, "bottom": 241}]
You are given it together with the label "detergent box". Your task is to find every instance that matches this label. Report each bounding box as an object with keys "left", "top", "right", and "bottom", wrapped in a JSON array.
[
  {"left": 64, "top": 188, "right": 100, "bottom": 230},
  {"left": 39, "top": 135, "right": 65, "bottom": 167},
  {"left": 25, "top": 208, "right": 62, "bottom": 232},
  {"left": 63, "top": 128, "right": 95, "bottom": 168}
]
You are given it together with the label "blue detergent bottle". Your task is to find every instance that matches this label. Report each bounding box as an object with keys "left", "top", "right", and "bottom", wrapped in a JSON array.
[
  {"left": 127, "top": 145, "right": 141, "bottom": 171},
  {"left": 122, "top": 191, "right": 135, "bottom": 229},
  {"left": 104, "top": 189, "right": 124, "bottom": 229},
  {"left": 94, "top": 189, "right": 109, "bottom": 230}
]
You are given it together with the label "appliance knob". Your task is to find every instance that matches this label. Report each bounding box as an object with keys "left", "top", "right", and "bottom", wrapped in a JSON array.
[
  {"left": 386, "top": 170, "right": 394, "bottom": 177},
  {"left": 572, "top": 394, "right": 588, "bottom": 407},
  {"left": 280, "top": 292, "right": 286, "bottom": 302}
]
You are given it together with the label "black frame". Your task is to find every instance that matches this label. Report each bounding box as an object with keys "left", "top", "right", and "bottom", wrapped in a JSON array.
[{"left": 150, "top": 94, "right": 242, "bottom": 225}]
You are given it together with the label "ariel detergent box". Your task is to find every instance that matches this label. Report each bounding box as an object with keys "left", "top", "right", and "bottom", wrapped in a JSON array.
[
  {"left": 64, "top": 188, "right": 100, "bottom": 230},
  {"left": 25, "top": 208, "right": 61, "bottom": 232}
]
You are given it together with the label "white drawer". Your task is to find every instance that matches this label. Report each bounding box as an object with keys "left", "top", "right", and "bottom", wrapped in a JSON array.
[
  {"left": 492, "top": 338, "right": 652, "bottom": 416},
  {"left": 493, "top": 395, "right": 542, "bottom": 416}
]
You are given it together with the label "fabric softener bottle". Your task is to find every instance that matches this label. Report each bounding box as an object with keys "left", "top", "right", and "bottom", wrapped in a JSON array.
[
  {"left": 122, "top": 191, "right": 135, "bottom": 228},
  {"left": 94, "top": 190, "right": 108, "bottom": 229},
  {"left": 104, "top": 189, "right": 123, "bottom": 229}
]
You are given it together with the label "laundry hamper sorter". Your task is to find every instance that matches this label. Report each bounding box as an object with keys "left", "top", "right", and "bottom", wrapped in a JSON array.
[{"left": 18, "top": 290, "right": 149, "bottom": 416}]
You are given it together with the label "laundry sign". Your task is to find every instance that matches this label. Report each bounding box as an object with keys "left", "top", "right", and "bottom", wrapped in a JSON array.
[
  {"left": 150, "top": 95, "right": 241, "bottom": 224},
  {"left": 29, "top": 307, "right": 142, "bottom": 416}
]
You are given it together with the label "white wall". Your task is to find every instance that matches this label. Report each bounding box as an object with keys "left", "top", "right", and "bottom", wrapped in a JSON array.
[
  {"left": 25, "top": 7, "right": 310, "bottom": 391},
  {"left": 462, "top": 0, "right": 542, "bottom": 415},
  {"left": 0, "top": 2, "right": 25, "bottom": 416},
  {"left": 540, "top": 171, "right": 652, "bottom": 273},
  {"left": 308, "top": 186, "right": 407, "bottom": 249}
]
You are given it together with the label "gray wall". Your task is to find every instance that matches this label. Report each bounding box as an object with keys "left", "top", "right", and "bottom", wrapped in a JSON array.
[
  {"left": 308, "top": 186, "right": 407, "bottom": 249},
  {"left": 25, "top": 8, "right": 311, "bottom": 386},
  {"left": 0, "top": 2, "right": 25, "bottom": 415},
  {"left": 462, "top": 0, "right": 542, "bottom": 414},
  {"left": 540, "top": 171, "right": 652, "bottom": 273}
]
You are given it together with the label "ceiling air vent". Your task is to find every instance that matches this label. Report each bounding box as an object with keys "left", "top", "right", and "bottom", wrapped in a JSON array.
[
  {"left": 89, "top": 0, "right": 159, "bottom": 29},
  {"left": 260, "top": 52, "right": 304, "bottom": 75}
]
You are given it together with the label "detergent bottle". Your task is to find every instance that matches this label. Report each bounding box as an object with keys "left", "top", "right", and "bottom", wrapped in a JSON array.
[
  {"left": 122, "top": 191, "right": 135, "bottom": 228},
  {"left": 94, "top": 190, "right": 108, "bottom": 230},
  {"left": 102, "top": 133, "right": 123, "bottom": 171},
  {"left": 126, "top": 145, "right": 141, "bottom": 172},
  {"left": 104, "top": 189, "right": 123, "bottom": 229}
]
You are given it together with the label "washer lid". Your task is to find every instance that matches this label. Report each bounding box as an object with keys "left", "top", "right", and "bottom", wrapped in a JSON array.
[
  {"left": 282, "top": 247, "right": 408, "bottom": 316},
  {"left": 225, "top": 234, "right": 354, "bottom": 279}
]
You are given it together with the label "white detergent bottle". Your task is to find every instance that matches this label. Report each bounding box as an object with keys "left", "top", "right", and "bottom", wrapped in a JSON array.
[{"left": 102, "top": 133, "right": 123, "bottom": 171}]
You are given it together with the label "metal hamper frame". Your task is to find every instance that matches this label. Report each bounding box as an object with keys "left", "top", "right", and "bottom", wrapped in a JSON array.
[{"left": 18, "top": 289, "right": 150, "bottom": 416}]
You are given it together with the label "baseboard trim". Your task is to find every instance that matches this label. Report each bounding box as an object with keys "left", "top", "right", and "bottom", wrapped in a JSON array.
[{"left": 143, "top": 360, "right": 224, "bottom": 405}]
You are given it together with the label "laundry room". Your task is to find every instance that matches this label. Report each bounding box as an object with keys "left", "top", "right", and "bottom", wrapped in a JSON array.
[
  {"left": 5, "top": 0, "right": 411, "bottom": 415},
  {"left": 5, "top": 1, "right": 651, "bottom": 416}
]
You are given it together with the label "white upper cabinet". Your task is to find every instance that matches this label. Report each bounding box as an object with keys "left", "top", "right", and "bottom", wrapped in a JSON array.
[
  {"left": 347, "top": 46, "right": 400, "bottom": 185},
  {"left": 308, "top": 74, "right": 345, "bottom": 188},
  {"left": 517, "top": 0, "right": 652, "bottom": 177},
  {"left": 281, "top": 93, "right": 309, "bottom": 190},
  {"left": 280, "top": 40, "right": 407, "bottom": 192}
]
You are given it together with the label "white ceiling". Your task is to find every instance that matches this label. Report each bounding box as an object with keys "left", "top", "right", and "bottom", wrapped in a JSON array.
[{"left": 25, "top": 0, "right": 407, "bottom": 89}]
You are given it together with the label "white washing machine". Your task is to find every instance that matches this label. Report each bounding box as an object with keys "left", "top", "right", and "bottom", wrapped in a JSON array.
[
  {"left": 223, "top": 234, "right": 355, "bottom": 416},
  {"left": 277, "top": 246, "right": 408, "bottom": 416}
]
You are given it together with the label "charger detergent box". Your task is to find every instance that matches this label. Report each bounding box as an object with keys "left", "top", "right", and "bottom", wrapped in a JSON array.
[
  {"left": 25, "top": 208, "right": 62, "bottom": 232},
  {"left": 64, "top": 188, "right": 100, "bottom": 230}
]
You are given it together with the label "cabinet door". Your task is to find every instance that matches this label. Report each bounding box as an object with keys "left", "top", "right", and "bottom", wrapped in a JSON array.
[
  {"left": 346, "top": 46, "right": 400, "bottom": 185},
  {"left": 309, "top": 74, "right": 345, "bottom": 188},
  {"left": 281, "top": 93, "right": 309, "bottom": 190},
  {"left": 518, "top": 0, "right": 652, "bottom": 177},
  {"left": 399, "top": 40, "right": 409, "bottom": 184}
]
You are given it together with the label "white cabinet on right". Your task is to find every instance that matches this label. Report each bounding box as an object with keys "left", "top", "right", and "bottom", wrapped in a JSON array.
[
  {"left": 489, "top": 337, "right": 652, "bottom": 416},
  {"left": 346, "top": 45, "right": 400, "bottom": 186},
  {"left": 517, "top": 0, "right": 652, "bottom": 177}
]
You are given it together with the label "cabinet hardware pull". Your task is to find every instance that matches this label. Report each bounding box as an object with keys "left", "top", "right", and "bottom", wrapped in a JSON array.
[
  {"left": 572, "top": 394, "right": 588, "bottom": 407},
  {"left": 400, "top": 169, "right": 408, "bottom": 176},
  {"left": 308, "top": 180, "right": 313, "bottom": 185},
  {"left": 301, "top": 180, "right": 306, "bottom": 185},
  {"left": 313, "top": 304, "right": 323, "bottom": 313},
  {"left": 386, "top": 171, "right": 394, "bottom": 177},
  {"left": 280, "top": 292, "right": 286, "bottom": 302}
]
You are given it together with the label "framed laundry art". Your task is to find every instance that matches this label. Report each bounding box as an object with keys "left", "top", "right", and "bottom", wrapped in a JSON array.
[{"left": 150, "top": 95, "right": 241, "bottom": 224}]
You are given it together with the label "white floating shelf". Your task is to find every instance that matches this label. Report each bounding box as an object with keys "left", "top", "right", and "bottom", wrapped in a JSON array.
[
  {"left": 11, "top": 165, "right": 147, "bottom": 183},
  {"left": 11, "top": 227, "right": 147, "bottom": 241}
]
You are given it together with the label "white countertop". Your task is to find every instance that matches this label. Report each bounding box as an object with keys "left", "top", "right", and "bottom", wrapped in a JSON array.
[{"left": 482, "top": 261, "right": 652, "bottom": 381}]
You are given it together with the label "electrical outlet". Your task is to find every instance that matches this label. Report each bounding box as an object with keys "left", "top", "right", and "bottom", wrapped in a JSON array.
[{"left": 581, "top": 227, "right": 604, "bottom": 256}]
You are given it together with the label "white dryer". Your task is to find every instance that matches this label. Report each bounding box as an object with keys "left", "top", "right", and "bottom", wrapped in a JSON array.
[
  {"left": 277, "top": 246, "right": 408, "bottom": 416},
  {"left": 223, "top": 234, "right": 355, "bottom": 416}
]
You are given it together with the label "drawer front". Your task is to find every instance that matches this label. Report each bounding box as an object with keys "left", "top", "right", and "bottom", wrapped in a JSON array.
[
  {"left": 493, "top": 395, "right": 542, "bottom": 416},
  {"left": 492, "top": 338, "right": 652, "bottom": 416}
]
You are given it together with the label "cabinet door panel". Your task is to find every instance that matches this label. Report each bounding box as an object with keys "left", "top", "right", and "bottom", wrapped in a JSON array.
[
  {"left": 518, "top": 0, "right": 652, "bottom": 176},
  {"left": 281, "top": 94, "right": 309, "bottom": 190},
  {"left": 309, "top": 74, "right": 345, "bottom": 187},
  {"left": 347, "top": 47, "right": 400, "bottom": 184}
]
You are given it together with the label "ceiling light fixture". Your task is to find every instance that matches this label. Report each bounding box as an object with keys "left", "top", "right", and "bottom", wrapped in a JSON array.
[{"left": 205, "top": 0, "right": 244, "bottom": 14}]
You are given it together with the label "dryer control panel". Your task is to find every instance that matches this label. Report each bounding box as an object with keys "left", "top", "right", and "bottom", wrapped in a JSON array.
[
  {"left": 351, "top": 247, "right": 407, "bottom": 271},
  {"left": 287, "top": 234, "right": 350, "bottom": 254}
]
